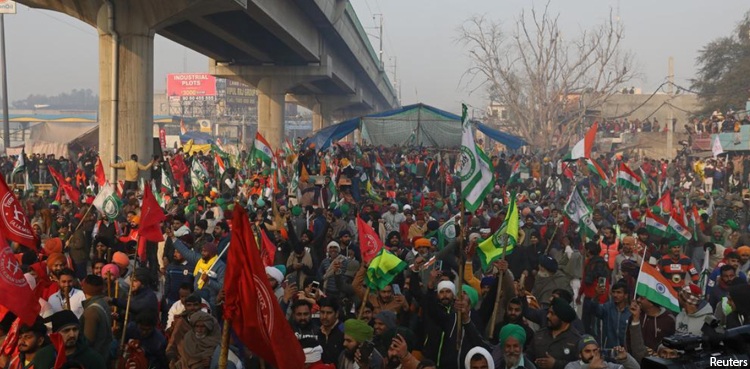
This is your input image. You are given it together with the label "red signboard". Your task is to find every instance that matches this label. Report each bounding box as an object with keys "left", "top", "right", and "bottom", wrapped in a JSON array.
[
  {"left": 167, "top": 73, "right": 217, "bottom": 102},
  {"left": 159, "top": 128, "right": 167, "bottom": 149}
]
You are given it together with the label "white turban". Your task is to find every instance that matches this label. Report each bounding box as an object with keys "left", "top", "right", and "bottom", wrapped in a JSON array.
[
  {"left": 265, "top": 266, "right": 284, "bottom": 286},
  {"left": 304, "top": 345, "right": 323, "bottom": 364},
  {"left": 437, "top": 280, "right": 456, "bottom": 295}
]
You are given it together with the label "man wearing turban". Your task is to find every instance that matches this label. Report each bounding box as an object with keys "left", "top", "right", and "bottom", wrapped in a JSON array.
[
  {"left": 339, "top": 319, "right": 383, "bottom": 369},
  {"left": 528, "top": 298, "right": 581, "bottom": 369},
  {"left": 496, "top": 324, "right": 532, "bottom": 369}
]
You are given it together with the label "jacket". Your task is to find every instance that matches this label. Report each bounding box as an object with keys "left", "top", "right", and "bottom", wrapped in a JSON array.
[
  {"left": 531, "top": 271, "right": 572, "bottom": 305},
  {"left": 352, "top": 266, "right": 408, "bottom": 315},
  {"left": 81, "top": 295, "right": 113, "bottom": 362},
  {"left": 584, "top": 299, "right": 631, "bottom": 349},
  {"left": 110, "top": 159, "right": 152, "bottom": 182},
  {"left": 420, "top": 289, "right": 459, "bottom": 369},
  {"left": 527, "top": 326, "right": 581, "bottom": 369},
  {"left": 33, "top": 336, "right": 106, "bottom": 369},
  {"left": 115, "top": 286, "right": 159, "bottom": 319},
  {"left": 625, "top": 308, "right": 675, "bottom": 362},
  {"left": 173, "top": 239, "right": 225, "bottom": 309},
  {"left": 675, "top": 302, "right": 714, "bottom": 335}
]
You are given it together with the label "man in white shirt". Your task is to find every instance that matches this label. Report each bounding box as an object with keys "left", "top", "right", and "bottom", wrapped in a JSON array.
[
  {"left": 382, "top": 203, "right": 405, "bottom": 233},
  {"left": 166, "top": 288, "right": 209, "bottom": 331},
  {"left": 46, "top": 268, "right": 86, "bottom": 318}
]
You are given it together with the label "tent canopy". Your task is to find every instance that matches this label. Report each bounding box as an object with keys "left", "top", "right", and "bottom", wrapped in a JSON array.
[{"left": 305, "top": 103, "right": 526, "bottom": 151}]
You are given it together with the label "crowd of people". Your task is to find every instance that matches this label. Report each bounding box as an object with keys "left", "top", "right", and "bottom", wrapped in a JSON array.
[{"left": 2, "top": 129, "right": 750, "bottom": 369}]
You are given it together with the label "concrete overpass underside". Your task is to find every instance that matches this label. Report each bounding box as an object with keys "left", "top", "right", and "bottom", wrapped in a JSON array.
[{"left": 16, "top": 0, "right": 398, "bottom": 179}]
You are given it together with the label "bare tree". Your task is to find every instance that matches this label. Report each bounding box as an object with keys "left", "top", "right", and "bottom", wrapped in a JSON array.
[{"left": 458, "top": 2, "right": 637, "bottom": 150}]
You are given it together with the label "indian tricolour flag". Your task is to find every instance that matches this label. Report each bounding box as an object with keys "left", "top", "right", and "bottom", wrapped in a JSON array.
[
  {"left": 636, "top": 262, "right": 680, "bottom": 313},
  {"left": 563, "top": 122, "right": 598, "bottom": 161},
  {"left": 645, "top": 209, "right": 668, "bottom": 237},
  {"left": 667, "top": 207, "right": 692, "bottom": 244},
  {"left": 374, "top": 154, "right": 388, "bottom": 184},
  {"left": 251, "top": 132, "right": 274, "bottom": 165},
  {"left": 617, "top": 163, "right": 641, "bottom": 191}
]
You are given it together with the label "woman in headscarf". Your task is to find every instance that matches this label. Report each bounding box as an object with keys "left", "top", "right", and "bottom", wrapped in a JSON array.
[{"left": 174, "top": 311, "right": 221, "bottom": 369}]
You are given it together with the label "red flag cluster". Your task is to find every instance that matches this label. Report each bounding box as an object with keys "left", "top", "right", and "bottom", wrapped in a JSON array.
[
  {"left": 48, "top": 166, "right": 81, "bottom": 205},
  {"left": 357, "top": 216, "right": 383, "bottom": 264},
  {"left": 225, "top": 206, "right": 305, "bottom": 369}
]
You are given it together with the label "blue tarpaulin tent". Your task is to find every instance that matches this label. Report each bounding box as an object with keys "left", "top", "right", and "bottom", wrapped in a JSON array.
[{"left": 304, "top": 103, "right": 526, "bottom": 151}]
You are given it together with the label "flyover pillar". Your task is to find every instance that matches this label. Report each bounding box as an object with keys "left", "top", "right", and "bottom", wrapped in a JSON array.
[
  {"left": 312, "top": 100, "right": 334, "bottom": 132},
  {"left": 97, "top": 6, "right": 154, "bottom": 180},
  {"left": 257, "top": 77, "right": 293, "bottom": 149}
]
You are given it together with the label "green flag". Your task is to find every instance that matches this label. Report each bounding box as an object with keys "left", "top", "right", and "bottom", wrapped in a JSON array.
[
  {"left": 477, "top": 193, "right": 518, "bottom": 270},
  {"left": 365, "top": 249, "right": 407, "bottom": 290},
  {"left": 92, "top": 183, "right": 122, "bottom": 220},
  {"left": 191, "top": 158, "right": 207, "bottom": 194}
]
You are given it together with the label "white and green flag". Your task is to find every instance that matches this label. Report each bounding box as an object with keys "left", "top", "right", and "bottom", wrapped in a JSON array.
[
  {"left": 564, "top": 187, "right": 598, "bottom": 239},
  {"left": 11, "top": 150, "right": 25, "bottom": 178},
  {"left": 459, "top": 104, "right": 494, "bottom": 212},
  {"left": 92, "top": 183, "right": 122, "bottom": 220},
  {"left": 161, "top": 167, "right": 175, "bottom": 195},
  {"left": 191, "top": 158, "right": 208, "bottom": 194}
]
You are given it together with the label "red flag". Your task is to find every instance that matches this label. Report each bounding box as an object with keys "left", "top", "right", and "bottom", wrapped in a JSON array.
[
  {"left": 357, "top": 216, "right": 383, "bottom": 264},
  {"left": 48, "top": 332, "right": 67, "bottom": 369},
  {"left": 48, "top": 166, "right": 81, "bottom": 205},
  {"left": 137, "top": 184, "right": 166, "bottom": 261},
  {"left": 0, "top": 238, "right": 41, "bottom": 325},
  {"left": 0, "top": 175, "right": 39, "bottom": 250},
  {"left": 226, "top": 206, "right": 305, "bottom": 369},
  {"left": 655, "top": 191, "right": 672, "bottom": 213},
  {"left": 260, "top": 229, "right": 277, "bottom": 267},
  {"left": 95, "top": 157, "right": 107, "bottom": 187}
]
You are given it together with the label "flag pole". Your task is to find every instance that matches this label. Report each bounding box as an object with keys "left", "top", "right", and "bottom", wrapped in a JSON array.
[
  {"left": 118, "top": 263, "right": 136, "bottom": 357},
  {"left": 455, "top": 197, "right": 466, "bottom": 350},
  {"left": 487, "top": 236, "right": 509, "bottom": 339},
  {"left": 357, "top": 289, "right": 370, "bottom": 319},
  {"left": 218, "top": 318, "right": 231, "bottom": 369}
]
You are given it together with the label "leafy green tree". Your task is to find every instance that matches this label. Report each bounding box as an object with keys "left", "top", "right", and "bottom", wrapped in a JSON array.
[{"left": 691, "top": 11, "right": 750, "bottom": 116}]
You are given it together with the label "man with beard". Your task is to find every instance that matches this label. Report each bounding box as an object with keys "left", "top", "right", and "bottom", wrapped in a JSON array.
[
  {"left": 213, "top": 221, "right": 231, "bottom": 261},
  {"left": 464, "top": 347, "right": 494, "bottom": 369},
  {"left": 382, "top": 203, "right": 406, "bottom": 234},
  {"left": 563, "top": 335, "right": 638, "bottom": 369},
  {"left": 532, "top": 256, "right": 573, "bottom": 306},
  {"left": 174, "top": 311, "right": 221, "bottom": 369},
  {"left": 33, "top": 311, "right": 105, "bottom": 369},
  {"left": 192, "top": 220, "right": 214, "bottom": 253},
  {"left": 173, "top": 240, "right": 225, "bottom": 310},
  {"left": 292, "top": 300, "right": 321, "bottom": 350},
  {"left": 372, "top": 311, "right": 398, "bottom": 357},
  {"left": 384, "top": 330, "right": 420, "bottom": 369},
  {"left": 167, "top": 294, "right": 206, "bottom": 362},
  {"left": 8, "top": 318, "right": 48, "bottom": 369},
  {"left": 496, "top": 324, "right": 535, "bottom": 369},
  {"left": 528, "top": 298, "right": 580, "bottom": 369},
  {"left": 354, "top": 264, "right": 408, "bottom": 315},
  {"left": 385, "top": 231, "right": 409, "bottom": 260},
  {"left": 499, "top": 298, "right": 534, "bottom": 348},
  {"left": 47, "top": 268, "right": 85, "bottom": 318},
  {"left": 415, "top": 271, "right": 461, "bottom": 369},
  {"left": 612, "top": 237, "right": 641, "bottom": 282},
  {"left": 339, "top": 319, "right": 383, "bottom": 369},
  {"left": 317, "top": 298, "right": 344, "bottom": 365}
]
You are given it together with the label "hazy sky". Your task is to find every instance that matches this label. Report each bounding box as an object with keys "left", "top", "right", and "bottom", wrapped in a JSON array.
[{"left": 3, "top": 1, "right": 748, "bottom": 115}]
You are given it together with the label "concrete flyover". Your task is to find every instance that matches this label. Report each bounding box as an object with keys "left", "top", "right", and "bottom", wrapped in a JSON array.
[{"left": 16, "top": 0, "right": 398, "bottom": 179}]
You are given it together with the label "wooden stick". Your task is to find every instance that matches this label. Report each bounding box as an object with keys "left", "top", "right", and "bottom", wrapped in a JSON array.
[
  {"left": 118, "top": 249, "right": 136, "bottom": 356},
  {"left": 64, "top": 204, "right": 93, "bottom": 249},
  {"left": 106, "top": 272, "right": 112, "bottom": 298},
  {"left": 487, "top": 235, "right": 510, "bottom": 339},
  {"left": 357, "top": 289, "right": 370, "bottom": 319},
  {"left": 218, "top": 318, "right": 231, "bottom": 369},
  {"left": 544, "top": 224, "right": 559, "bottom": 255}
]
